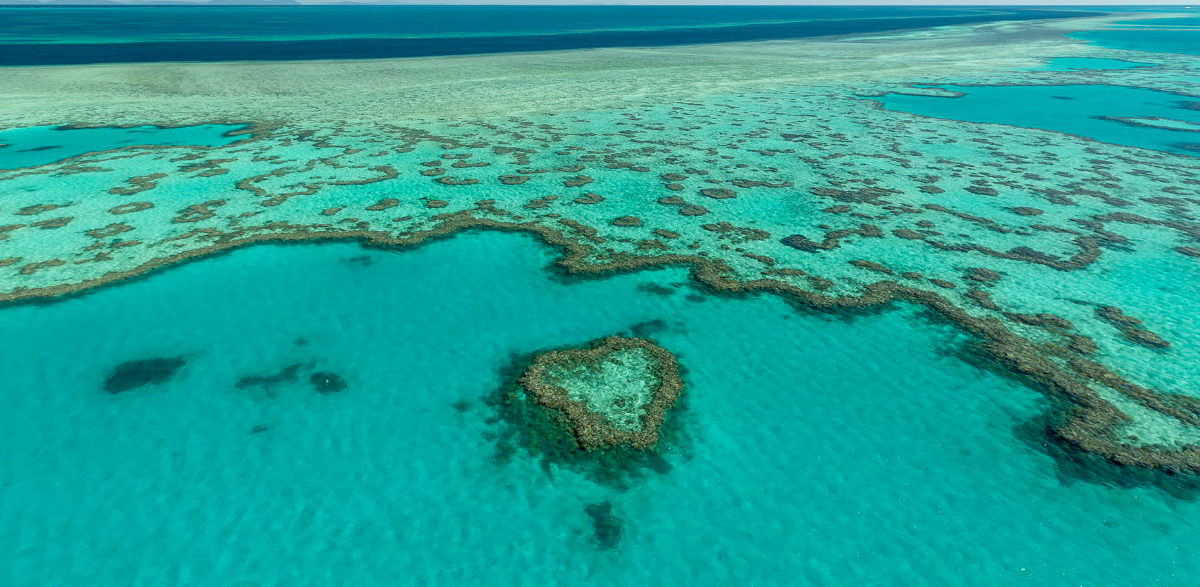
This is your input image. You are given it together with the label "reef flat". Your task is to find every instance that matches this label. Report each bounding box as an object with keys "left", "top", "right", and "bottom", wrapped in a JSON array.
[
  {"left": 1, "top": 12, "right": 1199, "bottom": 484},
  {"left": 519, "top": 336, "right": 682, "bottom": 450}
]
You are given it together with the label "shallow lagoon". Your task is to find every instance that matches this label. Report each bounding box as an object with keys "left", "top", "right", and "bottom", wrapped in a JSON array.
[
  {"left": 1073, "top": 22, "right": 1200, "bottom": 57},
  {"left": 1030, "top": 57, "right": 1152, "bottom": 71},
  {"left": 1, "top": 231, "right": 1198, "bottom": 587},
  {"left": 0, "top": 123, "right": 247, "bottom": 170},
  {"left": 874, "top": 84, "right": 1200, "bottom": 156}
]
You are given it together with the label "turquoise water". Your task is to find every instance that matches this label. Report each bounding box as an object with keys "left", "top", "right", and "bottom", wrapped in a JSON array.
[
  {"left": 0, "top": 124, "right": 248, "bottom": 170},
  {"left": 1114, "top": 16, "right": 1200, "bottom": 27},
  {"left": 874, "top": 84, "right": 1200, "bottom": 156},
  {"left": 1073, "top": 27, "right": 1200, "bottom": 57},
  {"left": 1032, "top": 57, "right": 1152, "bottom": 70},
  {"left": 0, "top": 230, "right": 1196, "bottom": 586}
]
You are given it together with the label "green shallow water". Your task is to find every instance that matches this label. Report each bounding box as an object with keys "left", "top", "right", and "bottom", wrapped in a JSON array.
[{"left": 1, "top": 230, "right": 1197, "bottom": 587}]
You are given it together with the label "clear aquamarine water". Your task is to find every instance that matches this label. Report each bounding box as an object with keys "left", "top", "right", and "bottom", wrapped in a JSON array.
[
  {"left": 0, "top": 231, "right": 1197, "bottom": 587},
  {"left": 1031, "top": 57, "right": 1152, "bottom": 70},
  {"left": 1072, "top": 19, "right": 1200, "bottom": 57},
  {"left": 874, "top": 84, "right": 1200, "bottom": 156},
  {"left": 0, "top": 124, "right": 247, "bottom": 170}
]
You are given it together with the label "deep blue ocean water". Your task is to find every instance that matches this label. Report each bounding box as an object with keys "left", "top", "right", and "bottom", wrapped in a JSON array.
[
  {"left": 0, "top": 6, "right": 1099, "bottom": 65},
  {"left": 0, "top": 124, "right": 247, "bottom": 170},
  {"left": 0, "top": 5, "right": 986, "bottom": 42},
  {"left": 874, "top": 84, "right": 1200, "bottom": 156},
  {"left": 2, "top": 231, "right": 1198, "bottom": 586}
]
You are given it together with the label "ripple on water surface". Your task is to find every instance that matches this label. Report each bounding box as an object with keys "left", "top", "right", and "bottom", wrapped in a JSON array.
[{"left": 0, "top": 231, "right": 1198, "bottom": 586}]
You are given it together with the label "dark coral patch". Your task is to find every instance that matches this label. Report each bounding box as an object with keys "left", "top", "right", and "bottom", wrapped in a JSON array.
[
  {"left": 499, "top": 175, "right": 530, "bottom": 185},
  {"left": 699, "top": 188, "right": 737, "bottom": 199},
  {"left": 310, "top": 371, "right": 348, "bottom": 394},
  {"left": 365, "top": 198, "right": 399, "bottom": 211},
  {"left": 965, "top": 186, "right": 1000, "bottom": 196},
  {"left": 585, "top": 502, "right": 623, "bottom": 550},
  {"left": 108, "top": 202, "right": 153, "bottom": 215},
  {"left": 563, "top": 175, "right": 594, "bottom": 188},
  {"left": 31, "top": 217, "right": 72, "bottom": 229},
  {"left": 1096, "top": 306, "right": 1170, "bottom": 349},
  {"left": 637, "top": 283, "right": 675, "bottom": 297},
  {"left": 235, "top": 363, "right": 304, "bottom": 395},
  {"left": 103, "top": 357, "right": 186, "bottom": 394},
  {"left": 573, "top": 192, "right": 604, "bottom": 205},
  {"left": 630, "top": 318, "right": 670, "bottom": 336},
  {"left": 15, "top": 204, "right": 66, "bottom": 216}
]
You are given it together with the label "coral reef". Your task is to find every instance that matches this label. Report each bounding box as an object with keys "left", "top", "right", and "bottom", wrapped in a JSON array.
[
  {"left": 2, "top": 13, "right": 1200, "bottom": 481},
  {"left": 519, "top": 336, "right": 683, "bottom": 451}
]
